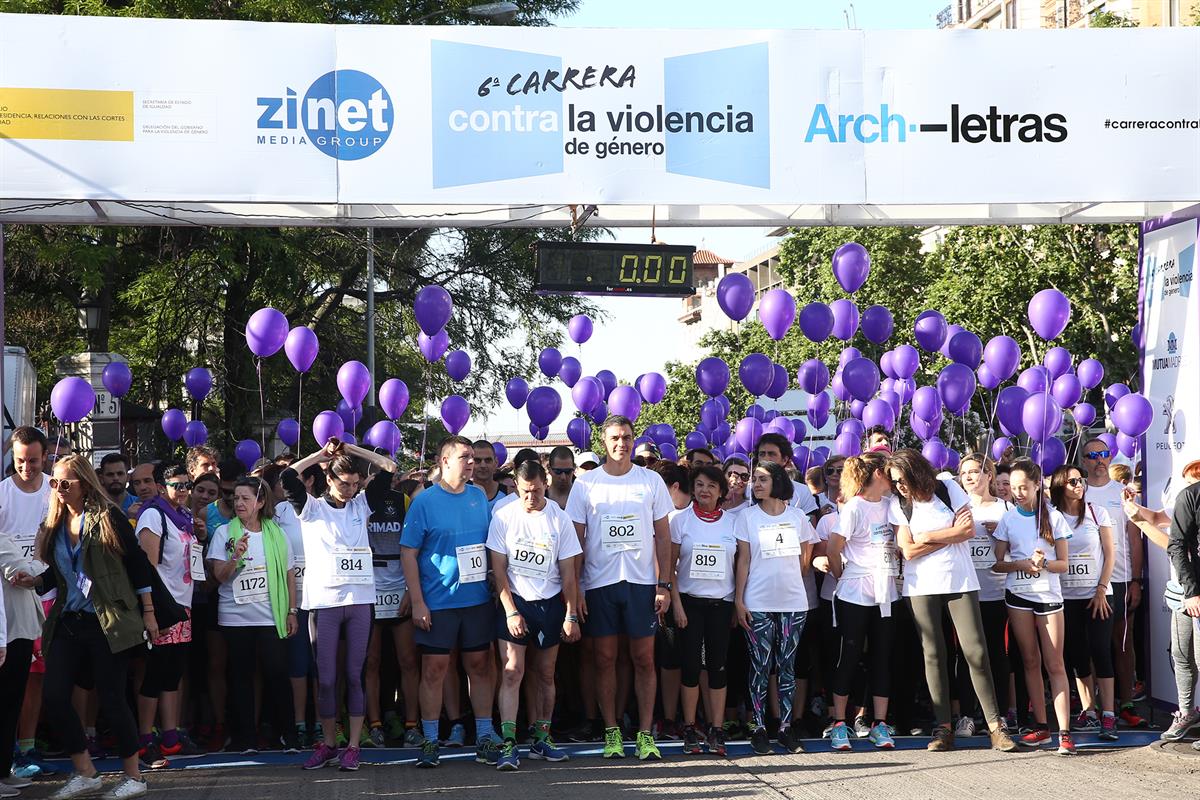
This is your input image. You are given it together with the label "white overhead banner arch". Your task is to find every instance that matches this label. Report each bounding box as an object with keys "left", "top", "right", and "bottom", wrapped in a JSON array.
[{"left": 1, "top": 14, "right": 1198, "bottom": 226}]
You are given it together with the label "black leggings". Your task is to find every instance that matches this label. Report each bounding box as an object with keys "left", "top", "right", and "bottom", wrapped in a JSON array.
[
  {"left": 0, "top": 639, "right": 34, "bottom": 778},
  {"left": 140, "top": 641, "right": 189, "bottom": 697},
  {"left": 223, "top": 626, "right": 294, "bottom": 748},
  {"left": 956, "top": 599, "right": 1009, "bottom": 718},
  {"left": 1063, "top": 597, "right": 1115, "bottom": 680},
  {"left": 43, "top": 613, "right": 139, "bottom": 759},
  {"left": 832, "top": 598, "right": 895, "bottom": 699},
  {"left": 677, "top": 595, "right": 734, "bottom": 689}
]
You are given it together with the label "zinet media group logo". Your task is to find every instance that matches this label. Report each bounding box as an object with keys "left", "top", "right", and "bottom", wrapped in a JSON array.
[{"left": 256, "top": 70, "right": 394, "bottom": 160}]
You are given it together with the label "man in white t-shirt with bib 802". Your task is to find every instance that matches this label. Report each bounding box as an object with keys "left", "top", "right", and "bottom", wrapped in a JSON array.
[{"left": 566, "top": 415, "right": 673, "bottom": 762}]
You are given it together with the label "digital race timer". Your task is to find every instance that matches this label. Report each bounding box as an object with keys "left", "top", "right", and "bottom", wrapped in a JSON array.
[{"left": 534, "top": 241, "right": 696, "bottom": 296}]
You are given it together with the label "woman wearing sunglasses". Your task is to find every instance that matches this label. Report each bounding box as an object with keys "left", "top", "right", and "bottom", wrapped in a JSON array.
[
  {"left": 35, "top": 455, "right": 184, "bottom": 800},
  {"left": 722, "top": 458, "right": 751, "bottom": 513},
  {"left": 1049, "top": 465, "right": 1118, "bottom": 740},
  {"left": 133, "top": 462, "right": 202, "bottom": 768}
]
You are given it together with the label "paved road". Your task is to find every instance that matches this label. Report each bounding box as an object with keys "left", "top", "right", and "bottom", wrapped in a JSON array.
[{"left": 18, "top": 739, "right": 1199, "bottom": 800}]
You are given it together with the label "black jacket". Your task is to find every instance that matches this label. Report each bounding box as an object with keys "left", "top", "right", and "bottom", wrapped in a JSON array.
[{"left": 1168, "top": 481, "right": 1200, "bottom": 600}]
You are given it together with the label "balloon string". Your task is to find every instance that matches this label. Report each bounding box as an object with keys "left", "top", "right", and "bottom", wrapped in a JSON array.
[
  {"left": 297, "top": 375, "right": 304, "bottom": 455},
  {"left": 420, "top": 368, "right": 431, "bottom": 466},
  {"left": 256, "top": 358, "right": 267, "bottom": 457}
]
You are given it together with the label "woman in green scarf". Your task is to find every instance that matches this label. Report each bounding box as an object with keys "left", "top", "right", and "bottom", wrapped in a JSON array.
[{"left": 209, "top": 477, "right": 300, "bottom": 754}]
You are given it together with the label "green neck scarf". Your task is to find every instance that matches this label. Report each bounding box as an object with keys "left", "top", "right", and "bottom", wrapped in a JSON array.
[{"left": 228, "top": 516, "right": 291, "bottom": 639}]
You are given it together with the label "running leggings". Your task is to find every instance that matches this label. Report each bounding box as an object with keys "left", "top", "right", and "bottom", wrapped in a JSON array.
[
  {"left": 1063, "top": 597, "right": 1115, "bottom": 681},
  {"left": 1171, "top": 610, "right": 1200, "bottom": 711},
  {"left": 956, "top": 599, "right": 1009, "bottom": 718},
  {"left": 309, "top": 604, "right": 372, "bottom": 719},
  {"left": 909, "top": 591, "right": 1000, "bottom": 727},
  {"left": 677, "top": 595, "right": 734, "bottom": 689},
  {"left": 745, "top": 611, "right": 807, "bottom": 729},
  {"left": 832, "top": 598, "right": 895, "bottom": 699}
]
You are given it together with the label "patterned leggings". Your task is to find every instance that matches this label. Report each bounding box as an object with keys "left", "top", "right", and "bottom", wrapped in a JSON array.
[{"left": 745, "top": 611, "right": 808, "bottom": 730}]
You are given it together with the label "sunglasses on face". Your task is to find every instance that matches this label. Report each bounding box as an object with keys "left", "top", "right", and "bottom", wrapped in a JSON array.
[
  {"left": 1066, "top": 477, "right": 1085, "bottom": 487},
  {"left": 1084, "top": 449, "right": 1111, "bottom": 460},
  {"left": 824, "top": 467, "right": 843, "bottom": 476},
  {"left": 551, "top": 467, "right": 574, "bottom": 476},
  {"left": 166, "top": 480, "right": 194, "bottom": 491},
  {"left": 49, "top": 477, "right": 75, "bottom": 491},
  {"left": 726, "top": 471, "right": 750, "bottom": 481}
]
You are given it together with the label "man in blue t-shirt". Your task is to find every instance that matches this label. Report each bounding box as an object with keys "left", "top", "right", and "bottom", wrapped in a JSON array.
[{"left": 401, "top": 435, "right": 496, "bottom": 769}]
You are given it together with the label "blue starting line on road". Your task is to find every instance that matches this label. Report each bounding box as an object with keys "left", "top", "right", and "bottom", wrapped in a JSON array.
[{"left": 56, "top": 731, "right": 1170, "bottom": 772}]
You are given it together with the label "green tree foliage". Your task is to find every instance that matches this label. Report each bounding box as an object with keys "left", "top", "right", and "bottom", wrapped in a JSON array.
[{"left": 1088, "top": 10, "right": 1138, "bottom": 27}]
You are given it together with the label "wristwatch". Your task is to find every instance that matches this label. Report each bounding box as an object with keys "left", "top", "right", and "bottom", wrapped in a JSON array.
[
  {"left": 657, "top": 581, "right": 673, "bottom": 591},
  {"left": 288, "top": 607, "right": 299, "bottom": 615}
]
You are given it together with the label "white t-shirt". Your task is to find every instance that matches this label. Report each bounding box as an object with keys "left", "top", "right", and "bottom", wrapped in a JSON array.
[
  {"left": 493, "top": 491, "right": 518, "bottom": 515},
  {"left": 815, "top": 510, "right": 840, "bottom": 602},
  {"left": 889, "top": 480, "right": 980, "bottom": 597},
  {"left": 744, "top": 479, "right": 819, "bottom": 516},
  {"left": 486, "top": 498, "right": 582, "bottom": 601},
  {"left": 734, "top": 504, "right": 817, "bottom": 613},
  {"left": 275, "top": 501, "right": 305, "bottom": 587},
  {"left": 968, "top": 497, "right": 1010, "bottom": 603},
  {"left": 670, "top": 506, "right": 738, "bottom": 601},
  {"left": 211, "top": 522, "right": 295, "bottom": 627},
  {"left": 993, "top": 505, "right": 1073, "bottom": 604},
  {"left": 297, "top": 493, "right": 375, "bottom": 610},
  {"left": 1061, "top": 503, "right": 1115, "bottom": 600},
  {"left": 0, "top": 477, "right": 50, "bottom": 563},
  {"left": 566, "top": 464, "right": 673, "bottom": 590},
  {"left": 1086, "top": 480, "right": 1132, "bottom": 583},
  {"left": 136, "top": 505, "right": 195, "bottom": 608},
  {"left": 832, "top": 496, "right": 898, "bottom": 608}
]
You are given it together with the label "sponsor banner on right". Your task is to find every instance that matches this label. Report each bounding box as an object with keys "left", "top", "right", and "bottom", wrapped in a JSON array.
[{"left": 1141, "top": 214, "right": 1199, "bottom": 708}]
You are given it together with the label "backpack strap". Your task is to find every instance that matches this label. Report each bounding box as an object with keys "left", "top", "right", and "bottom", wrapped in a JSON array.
[
  {"left": 1088, "top": 502, "right": 1098, "bottom": 526},
  {"left": 156, "top": 508, "right": 170, "bottom": 565},
  {"left": 934, "top": 479, "right": 955, "bottom": 513}
]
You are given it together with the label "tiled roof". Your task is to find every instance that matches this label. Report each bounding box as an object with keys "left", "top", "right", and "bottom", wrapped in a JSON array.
[{"left": 693, "top": 248, "right": 734, "bottom": 266}]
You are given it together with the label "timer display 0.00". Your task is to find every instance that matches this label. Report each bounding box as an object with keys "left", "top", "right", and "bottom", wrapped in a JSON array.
[{"left": 535, "top": 242, "right": 695, "bottom": 296}]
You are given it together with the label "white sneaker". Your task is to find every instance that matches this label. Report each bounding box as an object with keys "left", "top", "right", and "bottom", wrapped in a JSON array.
[
  {"left": 853, "top": 716, "right": 871, "bottom": 738},
  {"left": 2, "top": 775, "right": 32, "bottom": 788},
  {"left": 102, "top": 777, "right": 147, "bottom": 799},
  {"left": 49, "top": 773, "right": 103, "bottom": 800},
  {"left": 954, "top": 716, "right": 976, "bottom": 737},
  {"left": 0, "top": 781, "right": 20, "bottom": 798}
]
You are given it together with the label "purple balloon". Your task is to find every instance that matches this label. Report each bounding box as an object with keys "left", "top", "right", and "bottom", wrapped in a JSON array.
[
  {"left": 760, "top": 288, "right": 797, "bottom": 341},
  {"left": 832, "top": 241, "right": 871, "bottom": 293},
  {"left": 639, "top": 372, "right": 668, "bottom": 404},
  {"left": 910, "top": 411, "right": 941, "bottom": 441},
  {"left": 1116, "top": 431, "right": 1138, "bottom": 459},
  {"left": 379, "top": 378, "right": 410, "bottom": 419},
  {"left": 914, "top": 310, "right": 948, "bottom": 353},
  {"left": 366, "top": 420, "right": 401, "bottom": 456},
  {"left": 700, "top": 398, "right": 724, "bottom": 430},
  {"left": 735, "top": 417, "right": 764, "bottom": 452},
  {"left": 341, "top": 433, "right": 358, "bottom": 446},
  {"left": 1131, "top": 323, "right": 1143, "bottom": 348},
  {"left": 1072, "top": 402, "right": 1097, "bottom": 428},
  {"left": 418, "top": 329, "right": 450, "bottom": 362},
  {"left": 440, "top": 395, "right": 470, "bottom": 435},
  {"left": 989, "top": 437, "right": 1011, "bottom": 462},
  {"left": 996, "top": 385, "right": 1029, "bottom": 437},
  {"left": 794, "top": 445, "right": 812, "bottom": 473},
  {"left": 880, "top": 351, "right": 896, "bottom": 379},
  {"left": 235, "top": 439, "right": 262, "bottom": 471},
  {"left": 312, "top": 410, "right": 344, "bottom": 446},
  {"left": 596, "top": 370, "right": 618, "bottom": 400},
  {"left": 572, "top": 377, "right": 603, "bottom": 414},
  {"left": 183, "top": 420, "right": 208, "bottom": 447},
  {"left": 527, "top": 386, "right": 563, "bottom": 428},
  {"left": 696, "top": 357, "right": 730, "bottom": 398},
  {"left": 940, "top": 324, "right": 966, "bottom": 360},
  {"left": 246, "top": 307, "right": 289, "bottom": 358},
  {"left": 445, "top": 350, "right": 471, "bottom": 382},
  {"left": 567, "top": 418, "right": 592, "bottom": 450},
  {"left": 559, "top": 357, "right": 582, "bottom": 388},
  {"left": 713, "top": 421, "right": 732, "bottom": 446},
  {"left": 1032, "top": 437, "right": 1067, "bottom": 473},
  {"left": 790, "top": 418, "right": 808, "bottom": 443},
  {"left": 493, "top": 443, "right": 508, "bottom": 466},
  {"left": 797, "top": 359, "right": 830, "bottom": 395},
  {"left": 1104, "top": 382, "right": 1131, "bottom": 410},
  {"left": 859, "top": 305, "right": 894, "bottom": 345},
  {"left": 863, "top": 398, "right": 896, "bottom": 432},
  {"left": 765, "top": 416, "right": 795, "bottom": 441},
  {"left": 912, "top": 386, "right": 942, "bottom": 422},
  {"left": 185, "top": 367, "right": 213, "bottom": 402},
  {"left": 660, "top": 443, "right": 679, "bottom": 462},
  {"left": 284, "top": 326, "right": 320, "bottom": 373},
  {"left": 922, "top": 439, "right": 950, "bottom": 469},
  {"left": 834, "top": 431, "right": 862, "bottom": 457},
  {"left": 161, "top": 408, "right": 187, "bottom": 441},
  {"left": 831, "top": 371, "right": 851, "bottom": 403},
  {"left": 50, "top": 376, "right": 94, "bottom": 424},
  {"left": 716, "top": 273, "right": 755, "bottom": 322},
  {"left": 839, "top": 419, "right": 866, "bottom": 441},
  {"left": 684, "top": 431, "right": 708, "bottom": 451},
  {"left": 808, "top": 392, "right": 831, "bottom": 429},
  {"left": 983, "top": 335, "right": 1021, "bottom": 381},
  {"left": 1043, "top": 347, "right": 1072, "bottom": 380},
  {"left": 896, "top": 378, "right": 916, "bottom": 406},
  {"left": 745, "top": 404, "right": 766, "bottom": 422},
  {"left": 1078, "top": 358, "right": 1104, "bottom": 390},
  {"left": 506, "top": 377, "right": 530, "bottom": 409},
  {"left": 947, "top": 331, "right": 983, "bottom": 369},
  {"left": 608, "top": 385, "right": 642, "bottom": 421},
  {"left": 839, "top": 347, "right": 862, "bottom": 369},
  {"left": 589, "top": 401, "right": 608, "bottom": 425},
  {"left": 937, "top": 363, "right": 977, "bottom": 417},
  {"left": 1051, "top": 374, "right": 1082, "bottom": 408},
  {"left": 335, "top": 398, "right": 362, "bottom": 433},
  {"left": 1022, "top": 393, "right": 1063, "bottom": 442},
  {"left": 1098, "top": 432, "right": 1118, "bottom": 453},
  {"left": 880, "top": 389, "right": 901, "bottom": 419},
  {"left": 1112, "top": 393, "right": 1154, "bottom": 437},
  {"left": 277, "top": 418, "right": 300, "bottom": 447},
  {"left": 337, "top": 360, "right": 371, "bottom": 406},
  {"left": 830, "top": 299, "right": 860, "bottom": 342},
  {"left": 414, "top": 285, "right": 453, "bottom": 336},
  {"left": 1017, "top": 366, "right": 1051, "bottom": 395},
  {"left": 739, "top": 354, "right": 774, "bottom": 397},
  {"left": 811, "top": 446, "right": 830, "bottom": 467},
  {"left": 842, "top": 357, "right": 880, "bottom": 402},
  {"left": 102, "top": 362, "right": 132, "bottom": 398},
  {"left": 799, "top": 302, "right": 835, "bottom": 343},
  {"left": 850, "top": 399, "right": 867, "bottom": 420},
  {"left": 946, "top": 450, "right": 961, "bottom": 472},
  {"left": 892, "top": 344, "right": 920, "bottom": 380},
  {"left": 766, "top": 364, "right": 789, "bottom": 401},
  {"left": 538, "top": 348, "right": 563, "bottom": 379},
  {"left": 1027, "top": 288, "right": 1071, "bottom": 341},
  {"left": 567, "top": 314, "right": 594, "bottom": 345},
  {"left": 977, "top": 363, "right": 1001, "bottom": 391},
  {"left": 529, "top": 423, "right": 549, "bottom": 441}
]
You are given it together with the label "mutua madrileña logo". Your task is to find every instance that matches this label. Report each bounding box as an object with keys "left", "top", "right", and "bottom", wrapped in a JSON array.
[{"left": 256, "top": 70, "right": 394, "bottom": 160}]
